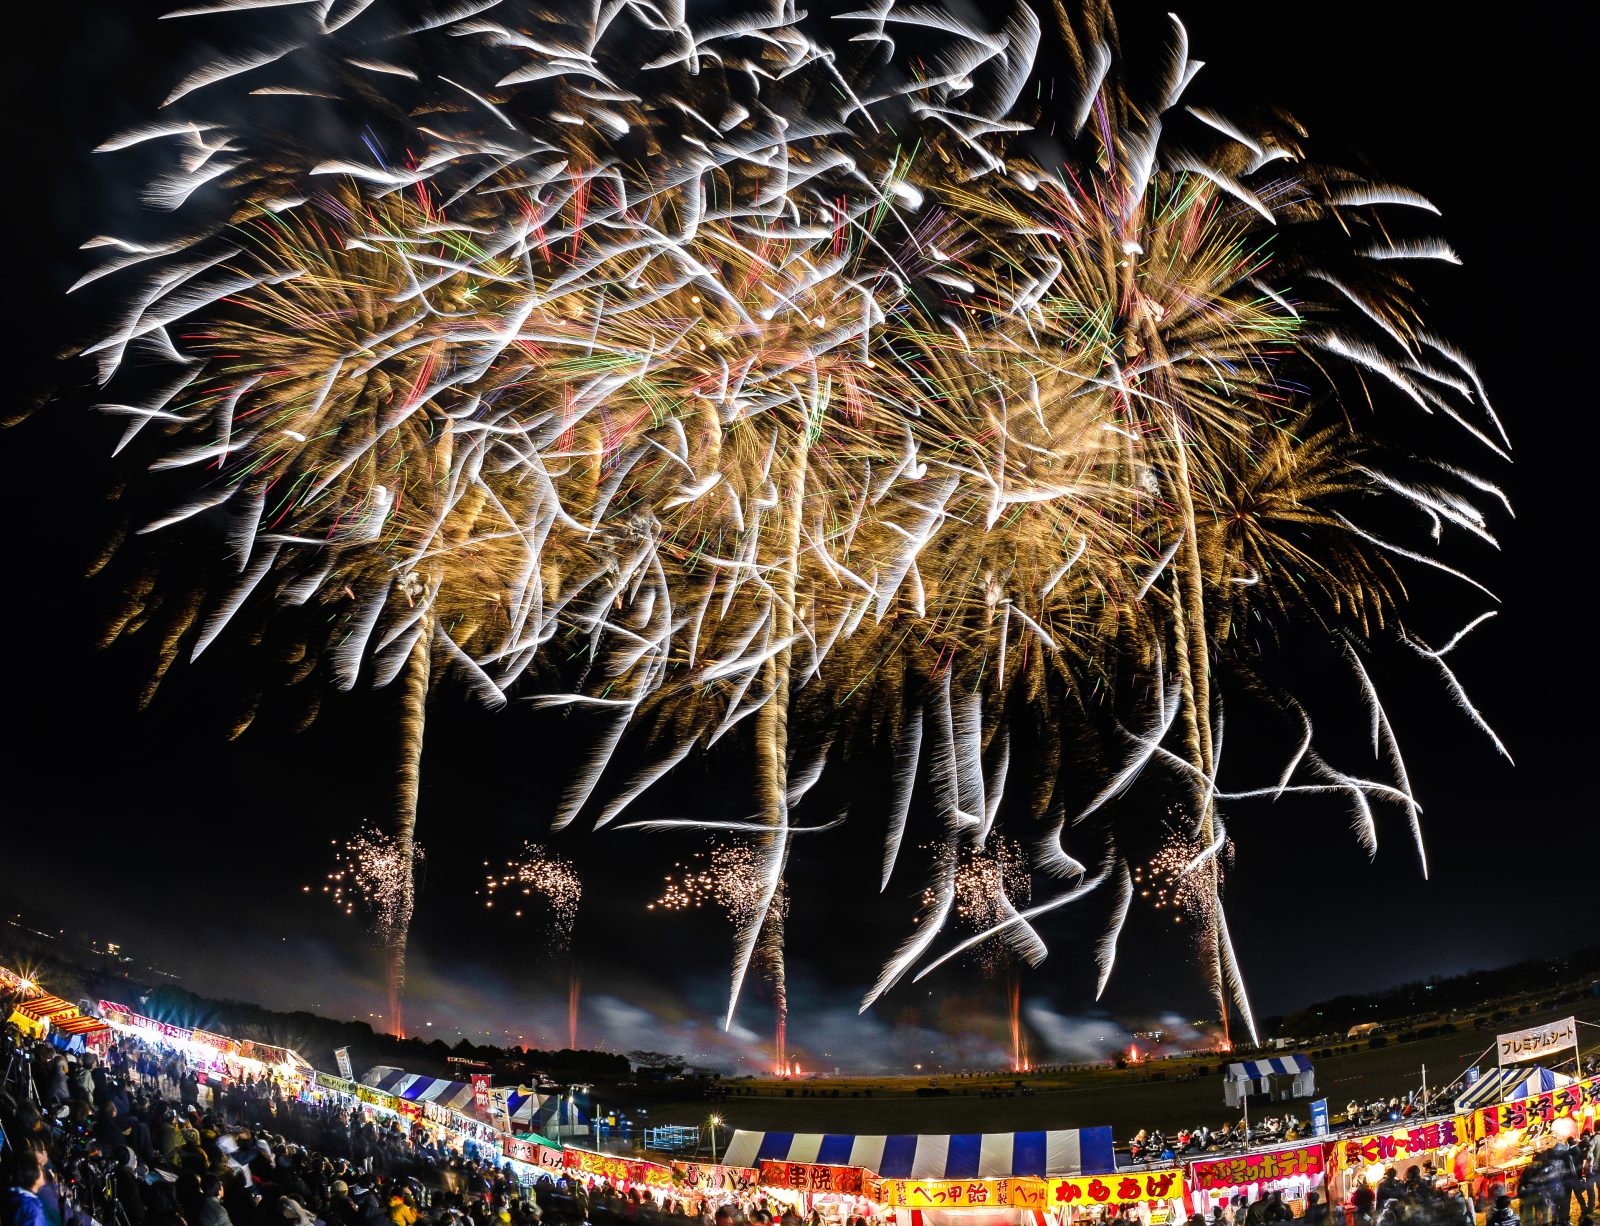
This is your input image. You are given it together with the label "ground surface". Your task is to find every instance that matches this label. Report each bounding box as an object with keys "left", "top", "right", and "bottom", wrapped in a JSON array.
[{"left": 632, "top": 996, "right": 1600, "bottom": 1140}]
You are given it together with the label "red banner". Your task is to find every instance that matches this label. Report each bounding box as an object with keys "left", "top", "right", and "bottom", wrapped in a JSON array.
[
  {"left": 564, "top": 1148, "right": 675, "bottom": 1188},
  {"left": 760, "top": 1162, "right": 864, "bottom": 1195},
  {"left": 471, "top": 1074, "right": 492, "bottom": 1114},
  {"left": 1191, "top": 1145, "right": 1326, "bottom": 1191},
  {"left": 671, "top": 1163, "right": 760, "bottom": 1194}
]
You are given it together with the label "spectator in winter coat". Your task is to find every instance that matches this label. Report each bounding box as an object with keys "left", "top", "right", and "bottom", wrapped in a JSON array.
[
  {"left": 2, "top": 1153, "right": 51, "bottom": 1226},
  {"left": 1488, "top": 1195, "right": 1521, "bottom": 1226}
]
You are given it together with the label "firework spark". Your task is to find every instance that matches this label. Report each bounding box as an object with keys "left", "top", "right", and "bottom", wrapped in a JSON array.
[
  {"left": 84, "top": 0, "right": 1510, "bottom": 1040},
  {"left": 316, "top": 825, "right": 425, "bottom": 948},
  {"left": 482, "top": 843, "right": 581, "bottom": 951}
]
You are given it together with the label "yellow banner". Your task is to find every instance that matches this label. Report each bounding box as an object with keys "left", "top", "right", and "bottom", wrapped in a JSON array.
[
  {"left": 1049, "top": 1170, "right": 1186, "bottom": 1207},
  {"left": 1335, "top": 1118, "right": 1468, "bottom": 1169},
  {"left": 880, "top": 1179, "right": 1050, "bottom": 1209}
]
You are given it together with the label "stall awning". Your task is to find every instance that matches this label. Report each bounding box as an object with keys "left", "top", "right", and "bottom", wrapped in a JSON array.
[
  {"left": 16, "top": 994, "right": 109, "bottom": 1037},
  {"left": 722, "top": 1128, "right": 1116, "bottom": 1178},
  {"left": 1225, "top": 1055, "right": 1313, "bottom": 1080},
  {"left": 1455, "top": 1064, "right": 1572, "bottom": 1113},
  {"left": 362, "top": 1065, "right": 477, "bottom": 1112},
  {"left": 506, "top": 1087, "right": 587, "bottom": 1130}
]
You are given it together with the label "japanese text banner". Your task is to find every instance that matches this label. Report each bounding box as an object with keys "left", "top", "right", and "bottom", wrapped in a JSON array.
[
  {"left": 759, "top": 1162, "right": 864, "bottom": 1195},
  {"left": 1050, "top": 1171, "right": 1186, "bottom": 1207},
  {"left": 1336, "top": 1118, "right": 1466, "bottom": 1169},
  {"left": 564, "top": 1148, "right": 676, "bottom": 1188},
  {"left": 1473, "top": 1075, "right": 1600, "bottom": 1137},
  {"left": 671, "top": 1163, "right": 759, "bottom": 1194},
  {"left": 1191, "top": 1145, "right": 1327, "bottom": 1191},
  {"left": 880, "top": 1179, "right": 1050, "bottom": 1209}
]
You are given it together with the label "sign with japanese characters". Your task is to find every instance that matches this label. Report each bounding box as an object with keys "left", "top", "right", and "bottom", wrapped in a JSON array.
[
  {"left": 564, "top": 1147, "right": 676, "bottom": 1188},
  {"left": 759, "top": 1162, "right": 865, "bottom": 1195},
  {"left": 1049, "top": 1170, "right": 1186, "bottom": 1207},
  {"left": 1472, "top": 1075, "right": 1600, "bottom": 1137},
  {"left": 671, "top": 1163, "right": 760, "bottom": 1194},
  {"left": 1497, "top": 1018, "right": 1577, "bottom": 1066},
  {"left": 503, "top": 1137, "right": 562, "bottom": 1167},
  {"left": 471, "top": 1073, "right": 493, "bottom": 1113},
  {"left": 1190, "top": 1145, "right": 1327, "bottom": 1191},
  {"left": 879, "top": 1179, "right": 1051, "bottom": 1209},
  {"left": 314, "top": 1072, "right": 357, "bottom": 1097},
  {"left": 1335, "top": 1118, "right": 1467, "bottom": 1169},
  {"left": 335, "top": 1047, "right": 354, "bottom": 1080}
]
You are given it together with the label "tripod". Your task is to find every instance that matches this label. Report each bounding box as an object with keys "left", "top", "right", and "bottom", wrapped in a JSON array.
[{"left": 2, "top": 1034, "right": 43, "bottom": 1110}]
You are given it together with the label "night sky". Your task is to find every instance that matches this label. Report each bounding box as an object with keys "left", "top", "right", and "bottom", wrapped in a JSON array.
[{"left": 1, "top": 0, "right": 1582, "bottom": 1074}]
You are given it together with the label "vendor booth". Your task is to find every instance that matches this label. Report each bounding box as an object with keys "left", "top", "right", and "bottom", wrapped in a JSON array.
[
  {"left": 1455, "top": 1066, "right": 1573, "bottom": 1115},
  {"left": 1464, "top": 1072, "right": 1600, "bottom": 1203},
  {"left": 723, "top": 1128, "right": 1118, "bottom": 1180},
  {"left": 8, "top": 993, "right": 111, "bottom": 1052},
  {"left": 1186, "top": 1142, "right": 1328, "bottom": 1219},
  {"left": 1327, "top": 1116, "right": 1471, "bottom": 1208},
  {"left": 1223, "top": 1056, "right": 1315, "bottom": 1109}
]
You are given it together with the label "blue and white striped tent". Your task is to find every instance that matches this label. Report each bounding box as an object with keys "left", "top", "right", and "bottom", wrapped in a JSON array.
[
  {"left": 1226, "top": 1055, "right": 1314, "bottom": 1080},
  {"left": 362, "top": 1065, "right": 478, "bottom": 1113},
  {"left": 505, "top": 1087, "right": 588, "bottom": 1132},
  {"left": 1455, "top": 1065, "right": 1572, "bottom": 1113},
  {"left": 1224, "top": 1055, "right": 1314, "bottom": 1108},
  {"left": 721, "top": 1129, "right": 1116, "bottom": 1179}
]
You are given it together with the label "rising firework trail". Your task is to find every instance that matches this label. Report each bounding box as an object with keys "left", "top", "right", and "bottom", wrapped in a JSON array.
[{"left": 85, "top": 0, "right": 1509, "bottom": 1037}]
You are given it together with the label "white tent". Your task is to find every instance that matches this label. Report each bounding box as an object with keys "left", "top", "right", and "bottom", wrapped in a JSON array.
[{"left": 1223, "top": 1054, "right": 1315, "bottom": 1107}]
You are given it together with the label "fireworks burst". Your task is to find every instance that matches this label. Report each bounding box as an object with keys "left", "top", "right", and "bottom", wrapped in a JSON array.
[
  {"left": 1132, "top": 812, "right": 1228, "bottom": 929},
  {"left": 83, "top": 0, "right": 1510, "bottom": 1040},
  {"left": 316, "top": 826, "right": 425, "bottom": 947},
  {"left": 481, "top": 843, "right": 582, "bottom": 951}
]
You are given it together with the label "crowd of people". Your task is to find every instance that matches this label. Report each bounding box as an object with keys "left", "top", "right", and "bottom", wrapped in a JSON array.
[
  {"left": 0, "top": 1026, "right": 839, "bottom": 1226},
  {"left": 7, "top": 1018, "right": 1600, "bottom": 1226}
]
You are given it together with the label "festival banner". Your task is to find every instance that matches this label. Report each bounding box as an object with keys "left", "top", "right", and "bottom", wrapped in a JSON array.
[
  {"left": 671, "top": 1163, "right": 760, "bottom": 1195},
  {"left": 314, "top": 1072, "right": 357, "bottom": 1097},
  {"left": 880, "top": 1179, "right": 1051, "bottom": 1209},
  {"left": 356, "top": 1083, "right": 399, "bottom": 1110},
  {"left": 1472, "top": 1075, "right": 1600, "bottom": 1137},
  {"left": 1049, "top": 1171, "right": 1186, "bottom": 1207},
  {"left": 396, "top": 1100, "right": 424, "bottom": 1121},
  {"left": 504, "top": 1137, "right": 563, "bottom": 1167},
  {"left": 335, "top": 1047, "right": 354, "bottom": 1080},
  {"left": 471, "top": 1073, "right": 493, "bottom": 1113},
  {"left": 760, "top": 1162, "right": 864, "bottom": 1195},
  {"left": 564, "top": 1147, "right": 676, "bottom": 1189},
  {"left": 1496, "top": 1018, "right": 1578, "bottom": 1066},
  {"left": 1335, "top": 1118, "right": 1467, "bottom": 1169},
  {"left": 1190, "top": 1144, "right": 1327, "bottom": 1191}
]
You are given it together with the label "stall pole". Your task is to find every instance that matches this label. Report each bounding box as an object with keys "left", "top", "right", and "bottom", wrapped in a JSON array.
[{"left": 1421, "top": 1066, "right": 1429, "bottom": 1117}]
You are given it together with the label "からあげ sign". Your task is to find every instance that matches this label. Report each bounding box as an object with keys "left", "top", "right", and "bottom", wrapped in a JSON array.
[
  {"left": 1050, "top": 1171, "right": 1186, "bottom": 1206},
  {"left": 1190, "top": 1145, "right": 1327, "bottom": 1191}
]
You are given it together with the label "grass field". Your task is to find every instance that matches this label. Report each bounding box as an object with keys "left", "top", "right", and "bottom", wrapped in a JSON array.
[{"left": 632, "top": 996, "right": 1600, "bottom": 1141}]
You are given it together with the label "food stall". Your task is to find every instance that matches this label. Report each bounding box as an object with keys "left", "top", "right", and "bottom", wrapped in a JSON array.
[
  {"left": 1045, "top": 1168, "right": 1188, "bottom": 1226},
  {"left": 1327, "top": 1117, "right": 1472, "bottom": 1208},
  {"left": 1464, "top": 1072, "right": 1599, "bottom": 1202},
  {"left": 724, "top": 1129, "right": 1121, "bottom": 1226},
  {"left": 1186, "top": 1143, "right": 1329, "bottom": 1219},
  {"left": 759, "top": 1160, "right": 881, "bottom": 1223},
  {"left": 96, "top": 998, "right": 312, "bottom": 1092}
]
